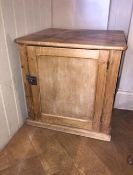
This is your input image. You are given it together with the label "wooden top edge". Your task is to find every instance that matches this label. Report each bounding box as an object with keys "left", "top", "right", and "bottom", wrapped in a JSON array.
[
  {"left": 15, "top": 41, "right": 127, "bottom": 51},
  {"left": 15, "top": 28, "right": 127, "bottom": 50}
]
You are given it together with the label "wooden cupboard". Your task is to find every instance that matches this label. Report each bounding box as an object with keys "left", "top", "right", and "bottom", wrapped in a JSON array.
[{"left": 16, "top": 28, "right": 127, "bottom": 141}]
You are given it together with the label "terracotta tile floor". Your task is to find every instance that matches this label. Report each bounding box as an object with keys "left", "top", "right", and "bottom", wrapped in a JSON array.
[{"left": 0, "top": 109, "right": 133, "bottom": 175}]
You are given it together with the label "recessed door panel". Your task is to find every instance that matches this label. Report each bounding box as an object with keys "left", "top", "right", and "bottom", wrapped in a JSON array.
[{"left": 38, "top": 56, "right": 98, "bottom": 120}]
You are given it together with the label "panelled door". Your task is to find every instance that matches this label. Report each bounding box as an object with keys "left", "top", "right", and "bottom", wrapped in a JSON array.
[{"left": 27, "top": 46, "right": 109, "bottom": 132}]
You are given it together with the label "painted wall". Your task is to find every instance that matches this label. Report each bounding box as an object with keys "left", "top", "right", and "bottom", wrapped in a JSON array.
[
  {"left": 0, "top": 0, "right": 51, "bottom": 150},
  {"left": 108, "top": 0, "right": 133, "bottom": 36},
  {"left": 0, "top": 0, "right": 133, "bottom": 150},
  {"left": 114, "top": 12, "right": 133, "bottom": 110},
  {"left": 52, "top": 0, "right": 110, "bottom": 29}
]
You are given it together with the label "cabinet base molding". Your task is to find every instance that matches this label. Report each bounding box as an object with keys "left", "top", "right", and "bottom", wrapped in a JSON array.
[{"left": 26, "top": 118, "right": 111, "bottom": 141}]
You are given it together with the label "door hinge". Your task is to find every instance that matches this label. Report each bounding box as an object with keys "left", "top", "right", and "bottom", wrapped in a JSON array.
[{"left": 26, "top": 75, "right": 37, "bottom": 85}]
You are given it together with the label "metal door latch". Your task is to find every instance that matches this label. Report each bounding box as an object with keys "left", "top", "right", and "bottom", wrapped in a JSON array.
[{"left": 26, "top": 75, "right": 37, "bottom": 85}]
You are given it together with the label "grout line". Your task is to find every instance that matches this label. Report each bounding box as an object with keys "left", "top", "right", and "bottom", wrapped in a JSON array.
[{"left": 0, "top": 85, "right": 10, "bottom": 137}]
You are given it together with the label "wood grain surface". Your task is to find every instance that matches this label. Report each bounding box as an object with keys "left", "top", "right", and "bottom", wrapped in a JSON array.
[
  {"left": 16, "top": 28, "right": 127, "bottom": 141},
  {"left": 93, "top": 50, "right": 109, "bottom": 131},
  {"left": 15, "top": 28, "right": 127, "bottom": 50},
  {"left": 0, "top": 109, "right": 133, "bottom": 175},
  {"left": 101, "top": 50, "right": 122, "bottom": 133},
  {"left": 38, "top": 55, "right": 97, "bottom": 120},
  {"left": 27, "top": 46, "right": 41, "bottom": 120},
  {"left": 18, "top": 45, "right": 34, "bottom": 118}
]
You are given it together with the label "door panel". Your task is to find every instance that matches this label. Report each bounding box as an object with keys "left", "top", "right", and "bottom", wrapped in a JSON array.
[
  {"left": 38, "top": 56, "right": 97, "bottom": 120},
  {"left": 27, "top": 46, "right": 109, "bottom": 131}
]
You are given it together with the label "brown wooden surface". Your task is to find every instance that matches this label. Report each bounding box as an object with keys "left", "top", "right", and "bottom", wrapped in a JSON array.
[
  {"left": 36, "top": 46, "right": 99, "bottom": 59},
  {"left": 18, "top": 45, "right": 34, "bottom": 118},
  {"left": 15, "top": 28, "right": 127, "bottom": 50},
  {"left": 37, "top": 53, "right": 97, "bottom": 120},
  {"left": 27, "top": 117, "right": 111, "bottom": 141},
  {"left": 28, "top": 46, "right": 104, "bottom": 134},
  {"left": 27, "top": 46, "right": 41, "bottom": 120},
  {"left": 0, "top": 109, "right": 133, "bottom": 175},
  {"left": 101, "top": 50, "right": 122, "bottom": 133},
  {"left": 93, "top": 50, "right": 109, "bottom": 131},
  {"left": 41, "top": 114, "right": 92, "bottom": 130},
  {"left": 16, "top": 29, "right": 127, "bottom": 141},
  {"left": 27, "top": 46, "right": 112, "bottom": 137}
]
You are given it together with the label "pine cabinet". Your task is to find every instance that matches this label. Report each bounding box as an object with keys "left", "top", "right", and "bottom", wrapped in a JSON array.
[{"left": 16, "top": 29, "right": 127, "bottom": 141}]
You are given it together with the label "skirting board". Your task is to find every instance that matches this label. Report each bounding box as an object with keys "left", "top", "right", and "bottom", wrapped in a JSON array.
[
  {"left": 27, "top": 119, "right": 111, "bottom": 141},
  {"left": 114, "top": 89, "right": 133, "bottom": 110}
]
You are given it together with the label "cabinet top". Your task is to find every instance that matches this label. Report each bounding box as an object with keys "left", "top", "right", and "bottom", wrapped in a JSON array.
[{"left": 15, "top": 28, "right": 127, "bottom": 50}]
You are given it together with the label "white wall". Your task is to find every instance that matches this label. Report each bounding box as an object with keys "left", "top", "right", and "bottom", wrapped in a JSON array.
[
  {"left": 114, "top": 11, "right": 133, "bottom": 110},
  {"left": 52, "top": 0, "right": 110, "bottom": 29},
  {"left": 0, "top": 0, "right": 51, "bottom": 150},
  {"left": 108, "top": 0, "right": 133, "bottom": 36},
  {"left": 0, "top": 0, "right": 133, "bottom": 150}
]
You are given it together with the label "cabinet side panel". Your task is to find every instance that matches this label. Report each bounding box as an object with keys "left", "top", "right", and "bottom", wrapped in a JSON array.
[
  {"left": 101, "top": 50, "right": 122, "bottom": 133},
  {"left": 18, "top": 44, "right": 34, "bottom": 119},
  {"left": 93, "top": 50, "right": 109, "bottom": 131}
]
